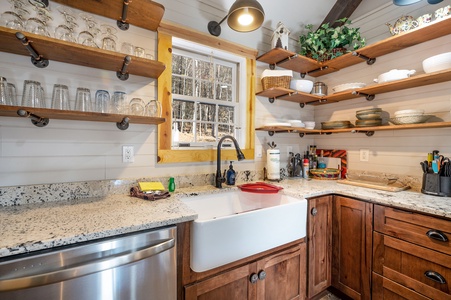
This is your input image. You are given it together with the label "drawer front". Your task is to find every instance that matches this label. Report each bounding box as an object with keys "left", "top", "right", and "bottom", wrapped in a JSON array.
[
  {"left": 373, "top": 232, "right": 451, "bottom": 300},
  {"left": 374, "top": 205, "right": 451, "bottom": 255},
  {"left": 372, "top": 272, "right": 430, "bottom": 300}
]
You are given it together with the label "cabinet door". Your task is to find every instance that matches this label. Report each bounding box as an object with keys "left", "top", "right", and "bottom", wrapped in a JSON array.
[
  {"left": 372, "top": 272, "right": 430, "bottom": 300},
  {"left": 256, "top": 243, "right": 307, "bottom": 300},
  {"left": 332, "top": 196, "right": 373, "bottom": 300},
  {"left": 307, "top": 195, "right": 332, "bottom": 298},
  {"left": 184, "top": 263, "right": 257, "bottom": 300}
]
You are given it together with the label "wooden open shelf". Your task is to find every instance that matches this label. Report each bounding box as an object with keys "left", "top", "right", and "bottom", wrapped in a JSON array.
[
  {"left": 52, "top": 0, "right": 165, "bottom": 32},
  {"left": 256, "top": 122, "right": 451, "bottom": 137},
  {"left": 0, "top": 27, "right": 166, "bottom": 79},
  {"left": 257, "top": 17, "right": 451, "bottom": 77},
  {"left": 0, "top": 105, "right": 165, "bottom": 127}
]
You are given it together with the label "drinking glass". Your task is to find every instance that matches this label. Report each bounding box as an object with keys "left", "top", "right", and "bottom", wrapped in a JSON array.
[
  {"left": 120, "top": 42, "right": 135, "bottom": 55},
  {"left": 100, "top": 24, "right": 118, "bottom": 51},
  {"left": 25, "top": 17, "right": 51, "bottom": 37},
  {"left": 78, "top": 31, "right": 98, "bottom": 48},
  {"left": 94, "top": 90, "right": 110, "bottom": 113},
  {"left": 1, "top": 11, "right": 25, "bottom": 30},
  {"left": 51, "top": 84, "right": 70, "bottom": 110},
  {"left": 145, "top": 99, "right": 162, "bottom": 117},
  {"left": 22, "top": 80, "right": 45, "bottom": 108},
  {"left": 55, "top": 24, "right": 76, "bottom": 42},
  {"left": 74, "top": 87, "right": 92, "bottom": 112},
  {"left": 111, "top": 91, "right": 126, "bottom": 114},
  {"left": 129, "top": 98, "right": 145, "bottom": 115},
  {"left": 7, "top": 83, "right": 17, "bottom": 106},
  {"left": 134, "top": 46, "right": 145, "bottom": 58},
  {"left": 0, "top": 77, "right": 8, "bottom": 106}
]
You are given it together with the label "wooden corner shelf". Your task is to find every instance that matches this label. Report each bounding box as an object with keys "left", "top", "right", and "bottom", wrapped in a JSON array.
[
  {"left": 0, "top": 27, "right": 166, "bottom": 79},
  {"left": 0, "top": 105, "right": 165, "bottom": 127},
  {"left": 52, "top": 0, "right": 165, "bottom": 32}
]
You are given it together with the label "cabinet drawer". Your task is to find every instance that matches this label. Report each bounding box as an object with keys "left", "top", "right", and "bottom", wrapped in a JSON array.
[
  {"left": 373, "top": 232, "right": 451, "bottom": 300},
  {"left": 374, "top": 205, "right": 451, "bottom": 255},
  {"left": 372, "top": 272, "right": 430, "bottom": 300}
]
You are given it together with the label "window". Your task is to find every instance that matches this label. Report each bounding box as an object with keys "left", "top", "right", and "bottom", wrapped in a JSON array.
[{"left": 171, "top": 39, "right": 245, "bottom": 148}]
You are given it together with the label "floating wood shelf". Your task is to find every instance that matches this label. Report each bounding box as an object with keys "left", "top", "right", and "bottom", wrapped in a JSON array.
[
  {"left": 0, "top": 27, "right": 166, "bottom": 79},
  {"left": 257, "top": 17, "right": 451, "bottom": 77},
  {"left": 0, "top": 105, "right": 165, "bottom": 128},
  {"left": 256, "top": 122, "right": 451, "bottom": 137},
  {"left": 52, "top": 0, "right": 165, "bottom": 32}
]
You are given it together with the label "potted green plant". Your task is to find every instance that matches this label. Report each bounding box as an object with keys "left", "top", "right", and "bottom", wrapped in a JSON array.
[{"left": 299, "top": 18, "right": 366, "bottom": 62}]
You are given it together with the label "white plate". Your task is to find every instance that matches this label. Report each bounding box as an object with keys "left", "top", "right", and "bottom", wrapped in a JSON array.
[
  {"left": 332, "top": 82, "right": 366, "bottom": 93},
  {"left": 264, "top": 122, "right": 291, "bottom": 127},
  {"left": 288, "top": 120, "right": 305, "bottom": 127}
]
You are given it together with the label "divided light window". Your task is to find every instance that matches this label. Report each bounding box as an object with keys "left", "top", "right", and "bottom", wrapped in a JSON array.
[{"left": 171, "top": 47, "right": 239, "bottom": 148}]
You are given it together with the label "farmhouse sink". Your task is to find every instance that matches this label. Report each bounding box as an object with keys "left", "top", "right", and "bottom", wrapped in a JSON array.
[{"left": 181, "top": 189, "right": 307, "bottom": 272}]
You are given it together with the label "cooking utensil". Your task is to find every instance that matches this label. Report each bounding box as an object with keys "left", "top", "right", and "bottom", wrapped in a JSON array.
[{"left": 420, "top": 161, "right": 428, "bottom": 174}]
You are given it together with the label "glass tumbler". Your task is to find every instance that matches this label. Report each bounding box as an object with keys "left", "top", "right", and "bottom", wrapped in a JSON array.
[
  {"left": 51, "top": 84, "right": 71, "bottom": 110},
  {"left": 0, "top": 77, "right": 8, "bottom": 106},
  {"left": 129, "top": 98, "right": 145, "bottom": 116},
  {"left": 22, "top": 80, "right": 46, "bottom": 108},
  {"left": 145, "top": 99, "right": 162, "bottom": 117},
  {"left": 7, "top": 83, "right": 17, "bottom": 106},
  {"left": 111, "top": 91, "right": 126, "bottom": 114},
  {"left": 75, "top": 87, "right": 92, "bottom": 112},
  {"left": 94, "top": 90, "right": 110, "bottom": 113}
]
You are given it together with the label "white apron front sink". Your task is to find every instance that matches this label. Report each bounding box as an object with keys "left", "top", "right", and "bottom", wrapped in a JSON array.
[{"left": 181, "top": 189, "right": 307, "bottom": 272}]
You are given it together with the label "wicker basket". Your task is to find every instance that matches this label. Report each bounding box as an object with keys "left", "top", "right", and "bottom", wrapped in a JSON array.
[
  {"left": 261, "top": 76, "right": 291, "bottom": 90},
  {"left": 310, "top": 168, "right": 340, "bottom": 180}
]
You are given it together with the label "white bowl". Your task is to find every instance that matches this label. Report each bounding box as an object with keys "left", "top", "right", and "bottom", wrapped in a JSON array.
[
  {"left": 332, "top": 82, "right": 366, "bottom": 93},
  {"left": 290, "top": 79, "right": 314, "bottom": 93},
  {"left": 422, "top": 52, "right": 451, "bottom": 73},
  {"left": 374, "top": 69, "right": 416, "bottom": 83},
  {"left": 288, "top": 120, "right": 305, "bottom": 127},
  {"left": 304, "top": 121, "right": 316, "bottom": 129},
  {"left": 394, "top": 109, "right": 424, "bottom": 117}
]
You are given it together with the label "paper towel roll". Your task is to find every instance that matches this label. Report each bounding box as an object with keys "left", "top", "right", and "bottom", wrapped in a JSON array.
[{"left": 267, "top": 149, "right": 280, "bottom": 180}]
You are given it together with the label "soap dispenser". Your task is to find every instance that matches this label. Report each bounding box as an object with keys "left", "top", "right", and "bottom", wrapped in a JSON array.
[{"left": 226, "top": 161, "right": 236, "bottom": 185}]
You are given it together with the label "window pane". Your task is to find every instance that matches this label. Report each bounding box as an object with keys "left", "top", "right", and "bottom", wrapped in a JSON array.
[
  {"left": 215, "top": 84, "right": 232, "bottom": 101},
  {"left": 196, "top": 122, "right": 216, "bottom": 142},
  {"left": 172, "top": 76, "right": 193, "bottom": 96},
  {"left": 174, "top": 121, "right": 195, "bottom": 143},
  {"left": 197, "top": 103, "right": 216, "bottom": 122},
  {"left": 194, "top": 79, "right": 213, "bottom": 99},
  {"left": 218, "top": 105, "right": 234, "bottom": 124},
  {"left": 216, "top": 64, "right": 232, "bottom": 84},
  {"left": 172, "top": 54, "right": 193, "bottom": 76},
  {"left": 195, "top": 59, "right": 213, "bottom": 80},
  {"left": 173, "top": 100, "right": 195, "bottom": 120},
  {"left": 218, "top": 124, "right": 234, "bottom": 137}
]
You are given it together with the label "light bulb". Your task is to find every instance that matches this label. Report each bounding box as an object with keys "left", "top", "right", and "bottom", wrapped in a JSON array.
[{"left": 237, "top": 8, "right": 254, "bottom": 26}]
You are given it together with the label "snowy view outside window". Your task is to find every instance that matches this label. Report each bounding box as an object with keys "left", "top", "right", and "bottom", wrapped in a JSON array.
[{"left": 171, "top": 48, "right": 238, "bottom": 147}]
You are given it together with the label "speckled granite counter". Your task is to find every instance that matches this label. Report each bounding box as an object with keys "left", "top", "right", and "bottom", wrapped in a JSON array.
[{"left": 1, "top": 179, "right": 450, "bottom": 259}]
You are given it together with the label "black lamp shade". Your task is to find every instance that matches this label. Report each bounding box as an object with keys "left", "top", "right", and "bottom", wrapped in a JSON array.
[
  {"left": 393, "top": 0, "right": 422, "bottom": 5},
  {"left": 227, "top": 0, "right": 265, "bottom": 32},
  {"left": 427, "top": 0, "right": 443, "bottom": 4},
  {"left": 28, "top": 0, "right": 49, "bottom": 7}
]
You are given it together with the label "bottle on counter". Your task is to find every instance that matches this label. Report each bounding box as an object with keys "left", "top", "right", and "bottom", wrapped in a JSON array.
[
  {"left": 303, "top": 153, "right": 310, "bottom": 179},
  {"left": 226, "top": 161, "right": 236, "bottom": 185},
  {"left": 168, "top": 177, "right": 176, "bottom": 192},
  {"left": 318, "top": 150, "right": 326, "bottom": 169}
]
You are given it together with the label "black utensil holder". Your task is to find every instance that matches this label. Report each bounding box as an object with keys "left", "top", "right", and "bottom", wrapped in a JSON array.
[{"left": 421, "top": 173, "right": 451, "bottom": 197}]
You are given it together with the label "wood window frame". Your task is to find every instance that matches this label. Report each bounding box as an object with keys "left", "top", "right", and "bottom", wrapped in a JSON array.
[{"left": 157, "top": 21, "right": 257, "bottom": 163}]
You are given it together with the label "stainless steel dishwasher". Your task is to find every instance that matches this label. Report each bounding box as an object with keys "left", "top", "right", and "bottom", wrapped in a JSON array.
[{"left": 0, "top": 226, "right": 176, "bottom": 300}]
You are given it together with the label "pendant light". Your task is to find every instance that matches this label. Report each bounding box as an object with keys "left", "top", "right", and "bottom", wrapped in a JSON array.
[
  {"left": 393, "top": 0, "right": 442, "bottom": 5},
  {"left": 28, "top": 0, "right": 49, "bottom": 7},
  {"left": 208, "top": 0, "right": 265, "bottom": 36}
]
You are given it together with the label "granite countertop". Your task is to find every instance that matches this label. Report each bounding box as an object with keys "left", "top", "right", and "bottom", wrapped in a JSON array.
[{"left": 1, "top": 179, "right": 450, "bottom": 259}]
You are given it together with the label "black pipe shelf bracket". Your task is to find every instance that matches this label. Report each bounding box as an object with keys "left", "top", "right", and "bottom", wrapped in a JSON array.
[
  {"left": 17, "top": 109, "right": 50, "bottom": 127},
  {"left": 117, "top": 0, "right": 131, "bottom": 30},
  {"left": 117, "top": 55, "right": 131, "bottom": 81},
  {"left": 15, "top": 32, "right": 49, "bottom": 68},
  {"left": 116, "top": 117, "right": 130, "bottom": 130},
  {"left": 350, "top": 129, "right": 375, "bottom": 136},
  {"left": 352, "top": 91, "right": 375, "bottom": 101},
  {"left": 269, "top": 54, "right": 298, "bottom": 70},
  {"left": 352, "top": 51, "right": 376, "bottom": 65}
]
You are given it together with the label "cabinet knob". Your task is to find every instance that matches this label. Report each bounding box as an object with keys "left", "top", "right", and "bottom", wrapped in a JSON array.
[
  {"left": 249, "top": 273, "right": 258, "bottom": 284},
  {"left": 424, "top": 271, "right": 447, "bottom": 284},
  {"left": 311, "top": 207, "right": 317, "bottom": 216},
  {"left": 258, "top": 270, "right": 267, "bottom": 280},
  {"left": 426, "top": 229, "right": 448, "bottom": 242}
]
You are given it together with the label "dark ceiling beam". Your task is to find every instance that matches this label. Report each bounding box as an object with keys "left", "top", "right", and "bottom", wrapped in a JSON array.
[{"left": 320, "top": 0, "right": 363, "bottom": 27}]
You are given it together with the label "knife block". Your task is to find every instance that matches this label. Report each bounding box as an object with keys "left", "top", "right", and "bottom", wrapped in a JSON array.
[{"left": 421, "top": 173, "right": 451, "bottom": 197}]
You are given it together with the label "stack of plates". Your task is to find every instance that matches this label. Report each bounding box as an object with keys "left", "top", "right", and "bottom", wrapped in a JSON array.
[
  {"left": 390, "top": 109, "right": 432, "bottom": 125},
  {"left": 321, "top": 121, "right": 353, "bottom": 129},
  {"left": 355, "top": 108, "right": 382, "bottom": 127}
]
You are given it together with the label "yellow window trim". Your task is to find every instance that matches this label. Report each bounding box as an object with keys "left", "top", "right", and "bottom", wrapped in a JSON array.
[{"left": 157, "top": 26, "right": 255, "bottom": 164}]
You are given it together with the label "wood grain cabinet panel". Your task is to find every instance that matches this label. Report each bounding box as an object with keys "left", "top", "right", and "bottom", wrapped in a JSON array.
[
  {"left": 372, "top": 272, "right": 430, "bottom": 300},
  {"left": 307, "top": 195, "right": 332, "bottom": 298},
  {"left": 332, "top": 196, "right": 373, "bottom": 300}
]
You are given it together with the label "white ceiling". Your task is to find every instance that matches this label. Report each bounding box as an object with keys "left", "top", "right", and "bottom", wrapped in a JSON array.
[{"left": 202, "top": 0, "right": 392, "bottom": 37}]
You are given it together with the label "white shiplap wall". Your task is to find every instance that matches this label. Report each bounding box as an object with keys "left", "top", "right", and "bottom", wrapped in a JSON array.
[{"left": 1, "top": 0, "right": 450, "bottom": 187}]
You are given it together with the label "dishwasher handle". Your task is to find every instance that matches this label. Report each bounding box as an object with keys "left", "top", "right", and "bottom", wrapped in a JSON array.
[{"left": 0, "top": 238, "right": 175, "bottom": 292}]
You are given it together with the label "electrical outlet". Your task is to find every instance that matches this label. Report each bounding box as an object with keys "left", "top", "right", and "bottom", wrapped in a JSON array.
[
  {"left": 287, "top": 146, "right": 293, "bottom": 156},
  {"left": 256, "top": 145, "right": 263, "bottom": 158},
  {"left": 122, "top": 146, "right": 134, "bottom": 163},
  {"left": 360, "top": 149, "right": 369, "bottom": 162}
]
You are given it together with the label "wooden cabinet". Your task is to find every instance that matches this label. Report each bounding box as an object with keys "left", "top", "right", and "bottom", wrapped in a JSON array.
[
  {"left": 184, "top": 243, "right": 306, "bottom": 300},
  {"left": 372, "top": 272, "right": 430, "bottom": 300},
  {"left": 307, "top": 195, "right": 332, "bottom": 298},
  {"left": 373, "top": 205, "right": 451, "bottom": 300},
  {"left": 332, "top": 196, "right": 373, "bottom": 300}
]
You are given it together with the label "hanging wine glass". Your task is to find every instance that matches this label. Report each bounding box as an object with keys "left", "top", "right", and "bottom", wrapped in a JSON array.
[{"left": 54, "top": 6, "right": 78, "bottom": 42}]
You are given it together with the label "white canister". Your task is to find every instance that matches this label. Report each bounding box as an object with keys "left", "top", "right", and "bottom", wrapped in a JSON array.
[{"left": 267, "top": 149, "right": 280, "bottom": 180}]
